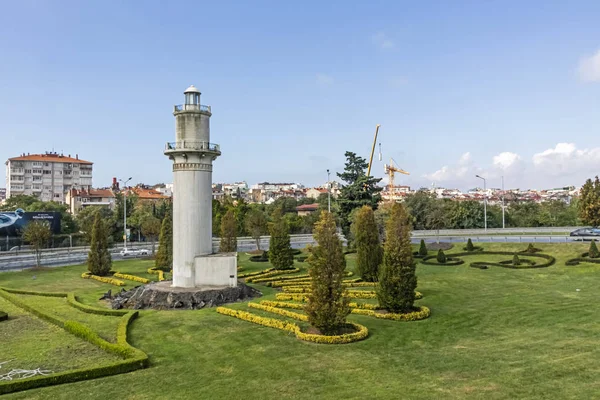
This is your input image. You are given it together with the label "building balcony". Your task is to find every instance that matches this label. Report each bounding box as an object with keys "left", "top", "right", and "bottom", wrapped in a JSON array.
[
  {"left": 173, "top": 104, "right": 211, "bottom": 113},
  {"left": 165, "top": 141, "right": 221, "bottom": 154}
]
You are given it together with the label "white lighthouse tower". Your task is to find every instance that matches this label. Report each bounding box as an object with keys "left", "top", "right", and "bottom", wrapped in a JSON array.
[{"left": 165, "top": 85, "right": 237, "bottom": 288}]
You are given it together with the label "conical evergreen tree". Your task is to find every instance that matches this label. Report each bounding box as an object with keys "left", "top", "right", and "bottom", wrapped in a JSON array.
[
  {"left": 351, "top": 205, "right": 382, "bottom": 281},
  {"left": 219, "top": 209, "right": 238, "bottom": 252},
  {"left": 377, "top": 203, "right": 418, "bottom": 313},
  {"left": 268, "top": 209, "right": 294, "bottom": 270},
  {"left": 155, "top": 211, "right": 173, "bottom": 271},
  {"left": 512, "top": 254, "right": 521, "bottom": 266},
  {"left": 589, "top": 240, "right": 599, "bottom": 258},
  {"left": 305, "top": 211, "right": 350, "bottom": 335},
  {"left": 418, "top": 239, "right": 428, "bottom": 257},
  {"left": 466, "top": 238, "right": 475, "bottom": 251},
  {"left": 87, "top": 213, "right": 112, "bottom": 276},
  {"left": 436, "top": 249, "right": 447, "bottom": 264}
]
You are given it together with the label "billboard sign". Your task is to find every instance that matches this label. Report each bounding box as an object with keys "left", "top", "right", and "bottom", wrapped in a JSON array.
[{"left": 0, "top": 209, "right": 61, "bottom": 236}]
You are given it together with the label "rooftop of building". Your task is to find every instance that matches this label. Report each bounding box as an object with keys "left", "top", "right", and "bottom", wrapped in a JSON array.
[
  {"left": 296, "top": 203, "right": 319, "bottom": 211},
  {"left": 70, "top": 188, "right": 115, "bottom": 198},
  {"left": 8, "top": 152, "right": 92, "bottom": 164},
  {"left": 128, "top": 187, "right": 170, "bottom": 200}
]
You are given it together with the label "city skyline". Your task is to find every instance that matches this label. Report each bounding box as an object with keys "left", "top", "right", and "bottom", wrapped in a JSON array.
[{"left": 1, "top": 1, "right": 599, "bottom": 191}]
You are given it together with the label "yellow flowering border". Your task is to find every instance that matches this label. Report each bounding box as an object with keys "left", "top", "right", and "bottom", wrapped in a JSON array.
[
  {"left": 252, "top": 274, "right": 309, "bottom": 284},
  {"left": 351, "top": 306, "right": 430, "bottom": 321},
  {"left": 81, "top": 273, "right": 125, "bottom": 286},
  {"left": 216, "top": 307, "right": 368, "bottom": 344},
  {"left": 276, "top": 293, "right": 308, "bottom": 301},
  {"left": 147, "top": 268, "right": 165, "bottom": 281},
  {"left": 245, "top": 268, "right": 300, "bottom": 283},
  {"left": 248, "top": 302, "right": 308, "bottom": 321},
  {"left": 238, "top": 268, "right": 275, "bottom": 279},
  {"left": 113, "top": 272, "right": 150, "bottom": 284},
  {"left": 259, "top": 300, "right": 304, "bottom": 310}
]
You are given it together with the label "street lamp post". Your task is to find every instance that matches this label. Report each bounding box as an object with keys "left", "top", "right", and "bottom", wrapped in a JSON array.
[
  {"left": 327, "top": 169, "right": 331, "bottom": 213},
  {"left": 475, "top": 175, "right": 487, "bottom": 231},
  {"left": 119, "top": 177, "right": 132, "bottom": 250},
  {"left": 501, "top": 175, "right": 505, "bottom": 229}
]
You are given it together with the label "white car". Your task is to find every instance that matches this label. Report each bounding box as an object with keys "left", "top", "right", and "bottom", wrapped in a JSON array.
[{"left": 119, "top": 249, "right": 150, "bottom": 257}]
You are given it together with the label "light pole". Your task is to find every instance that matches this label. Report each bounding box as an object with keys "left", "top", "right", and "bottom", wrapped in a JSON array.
[
  {"left": 501, "top": 175, "right": 505, "bottom": 229},
  {"left": 327, "top": 169, "right": 331, "bottom": 213},
  {"left": 119, "top": 177, "right": 132, "bottom": 250},
  {"left": 475, "top": 175, "right": 487, "bottom": 231}
]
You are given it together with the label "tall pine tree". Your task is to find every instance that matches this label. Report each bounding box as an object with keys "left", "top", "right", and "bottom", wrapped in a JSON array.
[
  {"left": 579, "top": 176, "right": 600, "bottom": 227},
  {"left": 268, "top": 209, "right": 294, "bottom": 270},
  {"left": 87, "top": 213, "right": 112, "bottom": 276},
  {"left": 337, "top": 151, "right": 383, "bottom": 240},
  {"left": 377, "top": 203, "right": 418, "bottom": 313},
  {"left": 220, "top": 209, "right": 238, "bottom": 252},
  {"left": 305, "top": 211, "right": 350, "bottom": 335},
  {"left": 155, "top": 211, "right": 173, "bottom": 271},
  {"left": 351, "top": 205, "right": 382, "bottom": 281}
]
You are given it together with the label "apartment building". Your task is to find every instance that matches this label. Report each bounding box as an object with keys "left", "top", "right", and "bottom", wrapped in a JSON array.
[{"left": 5, "top": 152, "right": 93, "bottom": 203}]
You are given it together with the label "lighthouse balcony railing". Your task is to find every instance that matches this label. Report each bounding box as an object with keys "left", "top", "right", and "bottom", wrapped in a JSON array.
[
  {"left": 174, "top": 104, "right": 211, "bottom": 113},
  {"left": 165, "top": 141, "right": 220, "bottom": 152}
]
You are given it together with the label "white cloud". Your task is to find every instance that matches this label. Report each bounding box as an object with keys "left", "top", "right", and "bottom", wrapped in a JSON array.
[
  {"left": 372, "top": 32, "right": 395, "bottom": 50},
  {"left": 424, "top": 152, "right": 473, "bottom": 183},
  {"left": 493, "top": 152, "right": 522, "bottom": 171},
  {"left": 316, "top": 73, "right": 334, "bottom": 85},
  {"left": 533, "top": 143, "right": 600, "bottom": 176},
  {"left": 578, "top": 49, "right": 600, "bottom": 82}
]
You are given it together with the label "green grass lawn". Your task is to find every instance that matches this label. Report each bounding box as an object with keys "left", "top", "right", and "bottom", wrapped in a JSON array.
[{"left": 3, "top": 242, "right": 600, "bottom": 399}]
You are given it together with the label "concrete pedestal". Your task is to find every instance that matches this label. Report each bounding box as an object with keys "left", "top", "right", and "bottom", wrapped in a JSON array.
[{"left": 194, "top": 252, "right": 237, "bottom": 287}]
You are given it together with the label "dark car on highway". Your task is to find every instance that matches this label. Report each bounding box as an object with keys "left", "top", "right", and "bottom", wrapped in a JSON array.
[{"left": 570, "top": 228, "right": 600, "bottom": 237}]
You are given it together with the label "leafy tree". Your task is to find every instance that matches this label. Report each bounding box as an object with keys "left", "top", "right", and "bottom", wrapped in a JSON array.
[
  {"left": 351, "top": 205, "right": 382, "bottom": 281},
  {"left": 448, "top": 200, "right": 484, "bottom": 229},
  {"left": 403, "top": 191, "right": 437, "bottom": 230},
  {"left": 219, "top": 209, "right": 238, "bottom": 252},
  {"left": 512, "top": 254, "right": 521, "bottom": 266},
  {"left": 426, "top": 200, "right": 449, "bottom": 243},
  {"left": 76, "top": 206, "right": 114, "bottom": 242},
  {"left": 579, "top": 177, "right": 600, "bottom": 227},
  {"left": 436, "top": 249, "right": 447, "bottom": 264},
  {"left": 305, "top": 211, "right": 350, "bottom": 335},
  {"left": 377, "top": 203, "right": 418, "bottom": 313},
  {"left": 418, "top": 239, "right": 428, "bottom": 256},
  {"left": 336, "top": 151, "right": 383, "bottom": 239},
  {"left": 141, "top": 214, "right": 162, "bottom": 254},
  {"left": 155, "top": 211, "right": 173, "bottom": 271},
  {"left": 589, "top": 240, "right": 599, "bottom": 258},
  {"left": 87, "top": 214, "right": 112, "bottom": 276},
  {"left": 268, "top": 209, "right": 294, "bottom": 270},
  {"left": 466, "top": 238, "right": 475, "bottom": 251},
  {"left": 22, "top": 220, "right": 52, "bottom": 267},
  {"left": 245, "top": 209, "right": 268, "bottom": 250}
]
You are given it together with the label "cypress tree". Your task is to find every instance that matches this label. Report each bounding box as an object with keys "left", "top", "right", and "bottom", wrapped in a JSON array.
[
  {"left": 377, "top": 203, "right": 418, "bottom": 313},
  {"left": 219, "top": 209, "right": 238, "bottom": 252},
  {"left": 155, "top": 211, "right": 173, "bottom": 271},
  {"left": 87, "top": 213, "right": 112, "bottom": 276},
  {"left": 589, "top": 240, "right": 599, "bottom": 258},
  {"left": 466, "top": 238, "right": 475, "bottom": 251},
  {"left": 305, "top": 211, "right": 350, "bottom": 335},
  {"left": 512, "top": 254, "right": 521, "bottom": 266},
  {"left": 268, "top": 209, "right": 294, "bottom": 270},
  {"left": 418, "top": 239, "right": 428, "bottom": 257},
  {"left": 436, "top": 249, "right": 447, "bottom": 264},
  {"left": 351, "top": 205, "right": 382, "bottom": 281}
]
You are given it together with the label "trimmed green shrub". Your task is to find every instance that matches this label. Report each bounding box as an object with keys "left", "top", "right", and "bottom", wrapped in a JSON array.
[
  {"left": 418, "top": 239, "right": 428, "bottom": 256},
  {"left": 513, "top": 254, "right": 521, "bottom": 266},
  {"left": 352, "top": 205, "right": 383, "bottom": 282},
  {"left": 521, "top": 243, "right": 542, "bottom": 253},
  {"left": 436, "top": 249, "right": 447, "bottom": 264},
  {"left": 249, "top": 251, "right": 270, "bottom": 262},
  {"left": 268, "top": 210, "right": 295, "bottom": 270},
  {"left": 421, "top": 256, "right": 464, "bottom": 266},
  {"left": 155, "top": 211, "right": 173, "bottom": 271},
  {"left": 589, "top": 240, "right": 599, "bottom": 258},
  {"left": 87, "top": 213, "right": 112, "bottom": 276},
  {"left": 0, "top": 311, "right": 7, "bottom": 322},
  {"left": 466, "top": 238, "right": 474, "bottom": 251},
  {"left": 66, "top": 293, "right": 128, "bottom": 316}
]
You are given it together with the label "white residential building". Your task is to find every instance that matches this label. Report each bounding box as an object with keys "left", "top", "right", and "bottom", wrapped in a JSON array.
[{"left": 5, "top": 152, "right": 93, "bottom": 203}]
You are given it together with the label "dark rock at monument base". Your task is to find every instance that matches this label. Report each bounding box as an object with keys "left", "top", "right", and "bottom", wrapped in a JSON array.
[{"left": 111, "top": 281, "right": 262, "bottom": 310}]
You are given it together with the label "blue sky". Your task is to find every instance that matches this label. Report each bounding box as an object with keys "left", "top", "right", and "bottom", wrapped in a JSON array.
[{"left": 1, "top": 1, "right": 599, "bottom": 191}]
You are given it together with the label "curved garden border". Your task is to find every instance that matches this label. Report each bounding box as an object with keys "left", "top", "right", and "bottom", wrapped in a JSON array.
[
  {"left": 420, "top": 251, "right": 556, "bottom": 269},
  {"left": 0, "top": 287, "right": 148, "bottom": 395},
  {"left": 420, "top": 256, "right": 465, "bottom": 266}
]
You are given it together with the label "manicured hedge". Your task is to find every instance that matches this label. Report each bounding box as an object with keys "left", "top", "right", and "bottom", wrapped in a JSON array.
[
  {"left": 439, "top": 251, "right": 556, "bottom": 269},
  {"left": 249, "top": 255, "right": 270, "bottom": 262},
  {"left": 0, "top": 311, "right": 7, "bottom": 322},
  {"left": 0, "top": 287, "right": 68, "bottom": 297},
  {"left": 0, "top": 289, "right": 148, "bottom": 395},
  {"left": 565, "top": 257, "right": 600, "bottom": 266},
  {"left": 420, "top": 256, "right": 465, "bottom": 266},
  {"left": 295, "top": 256, "right": 308, "bottom": 262},
  {"left": 499, "top": 259, "right": 536, "bottom": 267},
  {"left": 66, "top": 293, "right": 128, "bottom": 316}
]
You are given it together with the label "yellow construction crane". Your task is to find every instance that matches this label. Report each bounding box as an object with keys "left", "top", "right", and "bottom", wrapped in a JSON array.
[
  {"left": 384, "top": 158, "right": 409, "bottom": 201},
  {"left": 366, "top": 124, "right": 380, "bottom": 177}
]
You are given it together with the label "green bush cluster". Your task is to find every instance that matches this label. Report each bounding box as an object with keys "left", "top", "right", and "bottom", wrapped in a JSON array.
[
  {"left": 589, "top": 240, "right": 599, "bottom": 258},
  {"left": 418, "top": 239, "right": 428, "bottom": 257},
  {"left": 421, "top": 255, "right": 465, "bottom": 266},
  {"left": 419, "top": 251, "right": 556, "bottom": 269},
  {"left": 0, "top": 288, "right": 148, "bottom": 395},
  {"left": 520, "top": 243, "right": 542, "bottom": 253},
  {"left": 436, "top": 249, "right": 447, "bottom": 264}
]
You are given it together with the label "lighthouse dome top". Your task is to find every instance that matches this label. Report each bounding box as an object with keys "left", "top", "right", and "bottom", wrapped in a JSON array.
[{"left": 184, "top": 85, "right": 201, "bottom": 94}]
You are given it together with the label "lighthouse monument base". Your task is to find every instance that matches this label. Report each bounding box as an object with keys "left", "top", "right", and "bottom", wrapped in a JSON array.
[{"left": 110, "top": 280, "right": 261, "bottom": 310}]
